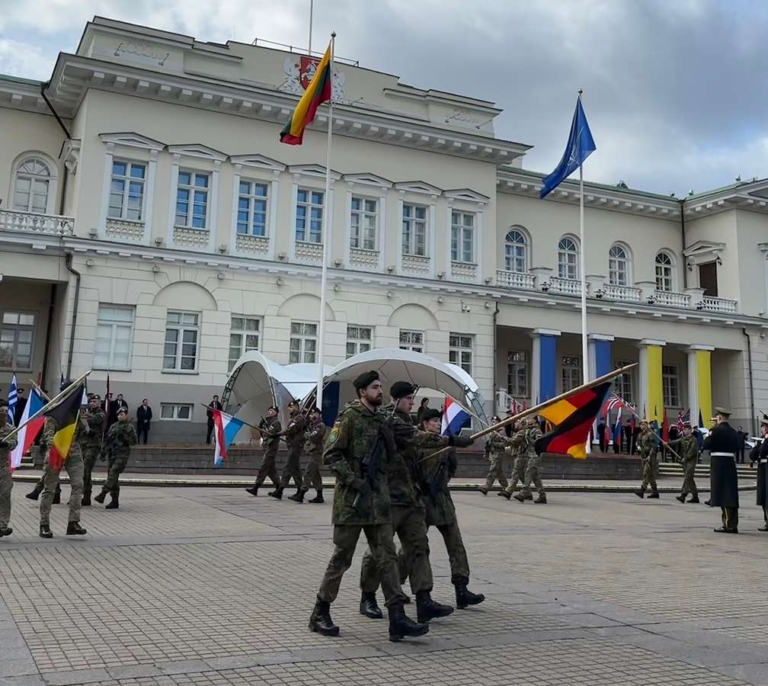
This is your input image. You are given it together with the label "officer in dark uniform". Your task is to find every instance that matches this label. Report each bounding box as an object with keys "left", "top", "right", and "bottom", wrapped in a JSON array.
[
  {"left": 755, "top": 417, "right": 768, "bottom": 532},
  {"left": 705, "top": 406, "right": 740, "bottom": 534}
]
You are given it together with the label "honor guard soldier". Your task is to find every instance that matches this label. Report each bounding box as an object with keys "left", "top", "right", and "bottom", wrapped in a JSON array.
[
  {"left": 299, "top": 407, "right": 326, "bottom": 503},
  {"left": 282, "top": 400, "right": 308, "bottom": 502},
  {"left": 755, "top": 418, "right": 768, "bottom": 532},
  {"left": 94, "top": 407, "right": 137, "bottom": 510},
  {"left": 705, "top": 407, "right": 740, "bottom": 533},
  {"left": 479, "top": 418, "right": 510, "bottom": 495},
  {"left": 245, "top": 407, "right": 282, "bottom": 498},
  {"left": 80, "top": 394, "right": 105, "bottom": 506},
  {"left": 669, "top": 421, "right": 700, "bottom": 503},
  {"left": 634, "top": 420, "right": 660, "bottom": 499}
]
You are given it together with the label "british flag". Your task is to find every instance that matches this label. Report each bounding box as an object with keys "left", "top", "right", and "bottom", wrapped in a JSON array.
[{"left": 677, "top": 410, "right": 690, "bottom": 431}]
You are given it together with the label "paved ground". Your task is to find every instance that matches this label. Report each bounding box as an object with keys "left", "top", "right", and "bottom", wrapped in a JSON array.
[{"left": 2, "top": 484, "right": 768, "bottom": 685}]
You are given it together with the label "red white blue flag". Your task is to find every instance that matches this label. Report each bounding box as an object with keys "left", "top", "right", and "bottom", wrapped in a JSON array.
[
  {"left": 441, "top": 396, "right": 471, "bottom": 437},
  {"left": 212, "top": 409, "right": 245, "bottom": 467}
]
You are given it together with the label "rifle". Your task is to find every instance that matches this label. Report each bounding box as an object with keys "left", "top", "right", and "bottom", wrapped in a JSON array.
[
  {"left": 427, "top": 456, "right": 449, "bottom": 503},
  {"left": 351, "top": 403, "right": 399, "bottom": 511}
]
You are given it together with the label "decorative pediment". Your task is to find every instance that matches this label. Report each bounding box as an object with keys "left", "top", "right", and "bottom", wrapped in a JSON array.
[
  {"left": 342, "top": 172, "right": 393, "bottom": 188},
  {"left": 288, "top": 164, "right": 341, "bottom": 181},
  {"left": 394, "top": 180, "right": 443, "bottom": 196},
  {"left": 684, "top": 240, "right": 726, "bottom": 267},
  {"left": 167, "top": 143, "right": 227, "bottom": 161},
  {"left": 99, "top": 132, "right": 164, "bottom": 151},
  {"left": 443, "top": 188, "right": 490, "bottom": 204},
  {"left": 230, "top": 154, "right": 286, "bottom": 172}
]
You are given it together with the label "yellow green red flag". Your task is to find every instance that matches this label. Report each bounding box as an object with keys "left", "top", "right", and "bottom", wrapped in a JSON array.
[{"left": 280, "top": 43, "right": 332, "bottom": 145}]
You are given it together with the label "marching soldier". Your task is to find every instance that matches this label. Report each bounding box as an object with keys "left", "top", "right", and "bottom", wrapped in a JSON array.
[
  {"left": 310, "top": 370, "right": 428, "bottom": 642},
  {"left": 245, "top": 406, "right": 282, "bottom": 498},
  {"left": 282, "top": 400, "right": 308, "bottom": 502},
  {"left": 499, "top": 421, "right": 529, "bottom": 499},
  {"left": 706, "top": 407, "right": 740, "bottom": 533},
  {"left": 479, "top": 418, "right": 509, "bottom": 495},
  {"left": 80, "top": 394, "right": 105, "bottom": 506},
  {"left": 501, "top": 417, "right": 545, "bottom": 503},
  {"left": 299, "top": 407, "right": 326, "bottom": 503},
  {"left": 0, "top": 399, "right": 18, "bottom": 538},
  {"left": 94, "top": 407, "right": 137, "bottom": 510},
  {"left": 755, "top": 418, "right": 768, "bottom": 532},
  {"left": 634, "top": 420, "right": 660, "bottom": 499},
  {"left": 669, "top": 421, "right": 700, "bottom": 503}
]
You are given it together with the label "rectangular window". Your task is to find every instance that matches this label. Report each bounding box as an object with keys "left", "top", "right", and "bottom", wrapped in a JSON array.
[
  {"left": 295, "top": 188, "right": 324, "bottom": 243},
  {"left": 175, "top": 170, "right": 209, "bottom": 229},
  {"left": 561, "top": 355, "right": 582, "bottom": 392},
  {"left": 449, "top": 334, "right": 473, "bottom": 374},
  {"left": 350, "top": 196, "right": 377, "bottom": 250},
  {"left": 399, "top": 329, "right": 424, "bottom": 353},
  {"left": 402, "top": 203, "right": 427, "bottom": 257},
  {"left": 450, "top": 211, "right": 475, "bottom": 263},
  {"left": 614, "top": 360, "right": 635, "bottom": 407},
  {"left": 159, "top": 403, "right": 193, "bottom": 421},
  {"left": 0, "top": 312, "right": 35, "bottom": 370},
  {"left": 662, "top": 365, "right": 680, "bottom": 408},
  {"left": 290, "top": 321, "right": 318, "bottom": 363},
  {"left": 237, "top": 180, "right": 268, "bottom": 237},
  {"left": 108, "top": 160, "right": 146, "bottom": 221},
  {"left": 229, "top": 316, "right": 261, "bottom": 371},
  {"left": 94, "top": 305, "right": 135, "bottom": 370},
  {"left": 507, "top": 351, "right": 528, "bottom": 398},
  {"left": 163, "top": 311, "right": 199, "bottom": 372},
  {"left": 346, "top": 325, "right": 373, "bottom": 358}
]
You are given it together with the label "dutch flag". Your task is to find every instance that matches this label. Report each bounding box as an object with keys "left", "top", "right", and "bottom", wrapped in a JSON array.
[
  {"left": 441, "top": 396, "right": 471, "bottom": 437},
  {"left": 212, "top": 408, "right": 245, "bottom": 467}
]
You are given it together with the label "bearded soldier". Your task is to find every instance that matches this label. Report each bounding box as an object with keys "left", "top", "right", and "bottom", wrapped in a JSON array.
[
  {"left": 634, "top": 420, "right": 660, "bottom": 499},
  {"left": 245, "top": 406, "right": 282, "bottom": 498},
  {"left": 0, "top": 400, "right": 18, "bottom": 538},
  {"left": 479, "top": 418, "right": 509, "bottom": 495},
  {"left": 669, "top": 421, "right": 700, "bottom": 504},
  {"left": 80, "top": 394, "right": 105, "bottom": 506},
  {"left": 300, "top": 407, "right": 326, "bottom": 503},
  {"left": 706, "top": 407, "right": 740, "bottom": 534}
]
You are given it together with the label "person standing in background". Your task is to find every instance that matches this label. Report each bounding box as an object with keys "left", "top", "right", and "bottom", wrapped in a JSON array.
[
  {"left": 136, "top": 399, "right": 152, "bottom": 444},
  {"left": 14, "top": 388, "right": 26, "bottom": 426},
  {"left": 206, "top": 395, "right": 223, "bottom": 444}
]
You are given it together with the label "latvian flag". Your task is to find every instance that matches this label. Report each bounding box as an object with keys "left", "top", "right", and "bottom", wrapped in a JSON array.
[{"left": 212, "top": 409, "right": 245, "bottom": 467}]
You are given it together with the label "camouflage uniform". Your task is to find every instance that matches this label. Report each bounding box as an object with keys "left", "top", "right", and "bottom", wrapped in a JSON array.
[
  {"left": 516, "top": 424, "right": 545, "bottom": 498},
  {"left": 0, "top": 419, "right": 19, "bottom": 533},
  {"left": 670, "top": 434, "right": 699, "bottom": 497},
  {"left": 504, "top": 429, "right": 529, "bottom": 495},
  {"left": 638, "top": 428, "right": 658, "bottom": 492},
  {"left": 253, "top": 417, "right": 281, "bottom": 488},
  {"left": 484, "top": 432, "right": 510, "bottom": 491},
  {"left": 316, "top": 400, "right": 406, "bottom": 608},
  {"left": 79, "top": 408, "right": 105, "bottom": 500},
  {"left": 99, "top": 420, "right": 138, "bottom": 501},
  {"left": 281, "top": 411, "right": 306, "bottom": 490},
  {"left": 40, "top": 417, "right": 85, "bottom": 526},
  {"left": 302, "top": 419, "right": 326, "bottom": 492}
]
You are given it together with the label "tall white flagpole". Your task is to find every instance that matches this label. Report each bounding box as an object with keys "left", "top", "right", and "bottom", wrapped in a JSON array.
[
  {"left": 308, "top": 0, "right": 314, "bottom": 55},
  {"left": 315, "top": 33, "right": 335, "bottom": 412},
  {"left": 578, "top": 90, "right": 590, "bottom": 453}
]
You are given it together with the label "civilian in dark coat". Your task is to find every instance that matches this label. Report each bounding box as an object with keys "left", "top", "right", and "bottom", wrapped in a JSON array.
[
  {"left": 136, "top": 399, "right": 153, "bottom": 444},
  {"left": 206, "top": 395, "right": 223, "bottom": 444},
  {"left": 597, "top": 420, "right": 607, "bottom": 453}
]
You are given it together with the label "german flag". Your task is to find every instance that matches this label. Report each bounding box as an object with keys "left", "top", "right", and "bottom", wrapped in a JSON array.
[
  {"left": 535, "top": 381, "right": 613, "bottom": 459},
  {"left": 280, "top": 43, "right": 332, "bottom": 145},
  {"left": 45, "top": 382, "right": 84, "bottom": 470}
]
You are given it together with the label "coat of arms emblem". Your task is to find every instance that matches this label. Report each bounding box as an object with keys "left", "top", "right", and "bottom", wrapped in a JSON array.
[{"left": 279, "top": 55, "right": 346, "bottom": 101}]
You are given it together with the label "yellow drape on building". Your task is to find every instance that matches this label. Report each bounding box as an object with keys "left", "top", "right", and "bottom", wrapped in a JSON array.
[{"left": 646, "top": 345, "right": 664, "bottom": 422}]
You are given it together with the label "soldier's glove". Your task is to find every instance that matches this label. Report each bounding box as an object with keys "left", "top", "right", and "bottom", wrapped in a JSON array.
[
  {"left": 0, "top": 440, "right": 8, "bottom": 448},
  {"left": 350, "top": 478, "right": 371, "bottom": 498},
  {"left": 449, "top": 435, "right": 474, "bottom": 448}
]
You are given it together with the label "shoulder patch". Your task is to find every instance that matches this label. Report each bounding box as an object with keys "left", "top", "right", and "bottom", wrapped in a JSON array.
[{"left": 328, "top": 427, "right": 340, "bottom": 443}]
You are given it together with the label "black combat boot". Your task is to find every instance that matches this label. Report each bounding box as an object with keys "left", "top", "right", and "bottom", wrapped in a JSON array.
[
  {"left": 359, "top": 592, "right": 383, "bottom": 619},
  {"left": 52, "top": 489, "right": 61, "bottom": 505},
  {"left": 478, "top": 487, "right": 488, "bottom": 495},
  {"left": 81, "top": 495, "right": 91, "bottom": 507},
  {"left": 634, "top": 487, "right": 645, "bottom": 499},
  {"left": 268, "top": 487, "right": 283, "bottom": 500},
  {"left": 688, "top": 495, "right": 700, "bottom": 504},
  {"left": 25, "top": 484, "right": 43, "bottom": 500},
  {"left": 94, "top": 489, "right": 107, "bottom": 504},
  {"left": 105, "top": 497, "right": 119, "bottom": 510},
  {"left": 533, "top": 494, "right": 547, "bottom": 504},
  {"left": 388, "top": 602, "right": 429, "bottom": 642},
  {"left": 415, "top": 590, "right": 454, "bottom": 623},
  {"left": 499, "top": 490, "right": 512, "bottom": 500},
  {"left": 0, "top": 526, "right": 12, "bottom": 537},
  {"left": 402, "top": 593, "right": 411, "bottom": 604},
  {"left": 66, "top": 521, "right": 87, "bottom": 535},
  {"left": 308, "top": 490, "right": 324, "bottom": 503},
  {"left": 39, "top": 524, "right": 53, "bottom": 539},
  {"left": 513, "top": 492, "right": 529, "bottom": 503},
  {"left": 308, "top": 597, "right": 340, "bottom": 636},
  {"left": 288, "top": 489, "right": 306, "bottom": 503},
  {"left": 455, "top": 580, "right": 485, "bottom": 609},
  {"left": 245, "top": 486, "right": 259, "bottom": 497},
  {"left": 647, "top": 489, "right": 660, "bottom": 499},
  {"left": 676, "top": 493, "right": 686, "bottom": 503}
]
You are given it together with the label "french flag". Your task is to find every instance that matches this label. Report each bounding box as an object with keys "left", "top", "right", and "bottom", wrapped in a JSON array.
[
  {"left": 9, "top": 388, "right": 45, "bottom": 471},
  {"left": 212, "top": 408, "right": 245, "bottom": 467},
  {"left": 441, "top": 396, "right": 471, "bottom": 437}
]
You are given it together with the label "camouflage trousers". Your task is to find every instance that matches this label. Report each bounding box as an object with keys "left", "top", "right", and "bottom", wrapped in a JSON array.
[
  {"left": 504, "top": 456, "right": 528, "bottom": 494},
  {"left": 399, "top": 520, "right": 471, "bottom": 586},
  {"left": 40, "top": 451, "right": 84, "bottom": 525},
  {"left": 81, "top": 445, "right": 100, "bottom": 498},
  {"left": 302, "top": 455, "right": 322, "bottom": 491},
  {"left": 681, "top": 460, "right": 698, "bottom": 496},
  {"left": 360, "top": 504, "right": 433, "bottom": 595},
  {"left": 485, "top": 454, "right": 508, "bottom": 490},
  {"left": 103, "top": 455, "right": 128, "bottom": 498},
  {"left": 281, "top": 447, "right": 303, "bottom": 490},
  {"left": 520, "top": 456, "right": 545, "bottom": 497},
  {"left": 641, "top": 456, "right": 658, "bottom": 490},
  {"left": 0, "top": 457, "right": 12, "bottom": 528},
  {"left": 254, "top": 449, "right": 280, "bottom": 488},
  {"left": 318, "top": 522, "right": 406, "bottom": 608}
]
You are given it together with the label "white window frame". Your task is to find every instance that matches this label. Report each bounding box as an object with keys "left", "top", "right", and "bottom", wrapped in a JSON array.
[
  {"left": 237, "top": 179, "right": 269, "bottom": 237},
  {"left": 504, "top": 228, "right": 528, "bottom": 273},
  {"left": 451, "top": 211, "right": 475, "bottom": 264},
  {"left": 609, "top": 244, "right": 631, "bottom": 286},
  {"left": 449, "top": 334, "right": 473, "bottom": 374},
  {"left": 12, "top": 156, "right": 54, "bottom": 215},
  {"left": 507, "top": 350, "right": 528, "bottom": 398},
  {"left": 350, "top": 196, "right": 378, "bottom": 251},
  {"left": 290, "top": 321, "right": 318, "bottom": 363},
  {"left": 614, "top": 360, "right": 635, "bottom": 407},
  {"left": 163, "top": 311, "right": 200, "bottom": 373},
  {"left": 561, "top": 355, "right": 582, "bottom": 392},
  {"left": 655, "top": 252, "right": 675, "bottom": 292},
  {"left": 346, "top": 325, "right": 373, "bottom": 358},
  {"left": 108, "top": 159, "right": 146, "bottom": 222},
  {"left": 295, "top": 188, "right": 324, "bottom": 244},
  {"left": 0, "top": 311, "right": 35, "bottom": 371},
  {"left": 229, "top": 315, "right": 261, "bottom": 371},
  {"left": 558, "top": 236, "right": 579, "bottom": 281},
  {"left": 662, "top": 364, "right": 680, "bottom": 408},
  {"left": 399, "top": 329, "right": 424, "bottom": 353},
  {"left": 175, "top": 170, "right": 210, "bottom": 230},
  {"left": 159, "top": 403, "right": 194, "bottom": 421},
  {"left": 94, "top": 305, "right": 135, "bottom": 371},
  {"left": 402, "top": 203, "right": 428, "bottom": 257}
]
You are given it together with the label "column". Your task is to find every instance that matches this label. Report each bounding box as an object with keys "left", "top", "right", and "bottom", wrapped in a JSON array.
[
  {"left": 639, "top": 339, "right": 665, "bottom": 422},
  {"left": 687, "top": 344, "right": 714, "bottom": 427},
  {"left": 588, "top": 333, "right": 614, "bottom": 381},
  {"left": 531, "top": 329, "right": 560, "bottom": 403}
]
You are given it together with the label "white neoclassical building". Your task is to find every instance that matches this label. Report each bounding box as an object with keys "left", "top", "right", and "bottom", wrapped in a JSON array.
[{"left": 0, "top": 16, "right": 767, "bottom": 440}]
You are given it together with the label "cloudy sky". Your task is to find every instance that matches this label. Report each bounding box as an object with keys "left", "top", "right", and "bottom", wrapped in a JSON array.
[{"left": 0, "top": 0, "right": 765, "bottom": 195}]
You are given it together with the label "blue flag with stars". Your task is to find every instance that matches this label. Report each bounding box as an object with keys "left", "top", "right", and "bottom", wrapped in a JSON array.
[{"left": 540, "top": 97, "right": 596, "bottom": 199}]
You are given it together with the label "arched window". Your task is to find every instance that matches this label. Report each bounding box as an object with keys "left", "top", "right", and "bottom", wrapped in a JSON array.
[
  {"left": 655, "top": 252, "right": 674, "bottom": 292},
  {"left": 504, "top": 228, "right": 528, "bottom": 273},
  {"left": 608, "top": 244, "right": 631, "bottom": 286},
  {"left": 13, "top": 157, "right": 52, "bottom": 214},
  {"left": 558, "top": 236, "right": 579, "bottom": 280}
]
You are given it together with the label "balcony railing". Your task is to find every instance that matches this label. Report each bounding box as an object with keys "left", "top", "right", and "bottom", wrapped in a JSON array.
[
  {"left": 546, "top": 276, "right": 581, "bottom": 296},
  {"left": 496, "top": 269, "right": 536, "bottom": 290},
  {"left": 0, "top": 209, "right": 74, "bottom": 236},
  {"left": 700, "top": 296, "right": 737, "bottom": 313},
  {"left": 601, "top": 283, "right": 641, "bottom": 303},
  {"left": 653, "top": 290, "right": 691, "bottom": 308}
]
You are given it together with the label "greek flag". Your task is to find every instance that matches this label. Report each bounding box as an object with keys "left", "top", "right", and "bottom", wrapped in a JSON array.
[{"left": 7, "top": 374, "right": 17, "bottom": 426}]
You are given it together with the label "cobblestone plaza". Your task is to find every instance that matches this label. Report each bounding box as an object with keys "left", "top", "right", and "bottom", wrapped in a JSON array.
[{"left": 2, "top": 486, "right": 768, "bottom": 685}]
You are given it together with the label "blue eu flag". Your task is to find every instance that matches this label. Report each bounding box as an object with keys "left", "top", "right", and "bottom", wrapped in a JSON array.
[{"left": 540, "top": 97, "right": 596, "bottom": 199}]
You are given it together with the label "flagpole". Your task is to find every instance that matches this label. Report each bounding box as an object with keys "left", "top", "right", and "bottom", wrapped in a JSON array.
[
  {"left": 308, "top": 0, "right": 314, "bottom": 55},
  {"left": 315, "top": 32, "right": 335, "bottom": 413},
  {"left": 578, "top": 90, "right": 591, "bottom": 454}
]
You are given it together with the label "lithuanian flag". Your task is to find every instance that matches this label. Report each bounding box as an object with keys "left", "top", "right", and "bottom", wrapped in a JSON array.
[
  {"left": 45, "top": 382, "right": 84, "bottom": 470},
  {"left": 280, "top": 43, "right": 332, "bottom": 145},
  {"left": 535, "top": 381, "right": 613, "bottom": 459}
]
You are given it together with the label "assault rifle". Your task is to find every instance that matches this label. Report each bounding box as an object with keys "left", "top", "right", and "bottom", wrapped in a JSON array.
[{"left": 352, "top": 404, "right": 399, "bottom": 511}]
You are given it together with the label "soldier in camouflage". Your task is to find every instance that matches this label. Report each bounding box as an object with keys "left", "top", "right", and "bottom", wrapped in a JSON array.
[
  {"left": 634, "top": 420, "right": 660, "bottom": 499},
  {"left": 479, "top": 418, "right": 510, "bottom": 495},
  {"left": 94, "top": 407, "right": 137, "bottom": 509},
  {"left": 499, "top": 422, "right": 529, "bottom": 499},
  {"left": 245, "top": 406, "right": 282, "bottom": 498},
  {"left": 80, "top": 394, "right": 105, "bottom": 507},
  {"left": 282, "top": 401, "right": 307, "bottom": 502},
  {"left": 0, "top": 399, "right": 18, "bottom": 538},
  {"left": 669, "top": 421, "right": 700, "bottom": 503},
  {"left": 310, "top": 370, "right": 429, "bottom": 642},
  {"left": 298, "top": 407, "right": 326, "bottom": 503},
  {"left": 500, "top": 417, "right": 545, "bottom": 503}
]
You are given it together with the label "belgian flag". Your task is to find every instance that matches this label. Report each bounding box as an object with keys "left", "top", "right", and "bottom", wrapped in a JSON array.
[
  {"left": 535, "top": 381, "right": 613, "bottom": 459},
  {"left": 280, "top": 42, "right": 332, "bottom": 145},
  {"left": 45, "top": 382, "right": 85, "bottom": 470}
]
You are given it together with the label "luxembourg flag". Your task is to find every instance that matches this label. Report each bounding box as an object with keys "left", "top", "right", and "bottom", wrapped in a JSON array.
[
  {"left": 9, "top": 388, "right": 45, "bottom": 470},
  {"left": 212, "top": 408, "right": 245, "bottom": 467},
  {"left": 441, "top": 396, "right": 471, "bottom": 437}
]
